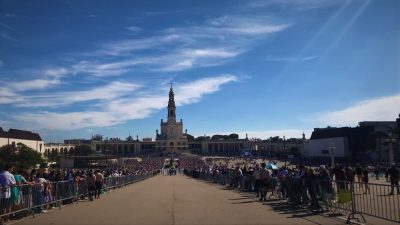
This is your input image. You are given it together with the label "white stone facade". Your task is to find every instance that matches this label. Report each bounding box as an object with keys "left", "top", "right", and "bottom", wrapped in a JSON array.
[{"left": 0, "top": 128, "right": 44, "bottom": 154}]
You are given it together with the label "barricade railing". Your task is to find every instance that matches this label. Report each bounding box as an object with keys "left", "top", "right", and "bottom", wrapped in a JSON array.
[
  {"left": 186, "top": 170, "right": 400, "bottom": 224},
  {"left": 0, "top": 173, "right": 154, "bottom": 222},
  {"left": 352, "top": 181, "right": 400, "bottom": 223}
]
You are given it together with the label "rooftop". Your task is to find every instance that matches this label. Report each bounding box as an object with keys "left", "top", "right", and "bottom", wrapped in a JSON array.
[{"left": 0, "top": 127, "right": 42, "bottom": 141}]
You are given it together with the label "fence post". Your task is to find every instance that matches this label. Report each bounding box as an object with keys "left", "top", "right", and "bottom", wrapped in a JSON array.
[
  {"left": 346, "top": 182, "right": 365, "bottom": 224},
  {"left": 29, "top": 184, "right": 35, "bottom": 218},
  {"left": 57, "top": 182, "right": 62, "bottom": 209}
]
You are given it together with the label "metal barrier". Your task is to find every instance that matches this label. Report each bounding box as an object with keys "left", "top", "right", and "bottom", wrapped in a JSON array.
[
  {"left": 187, "top": 170, "right": 400, "bottom": 224},
  {"left": 0, "top": 173, "right": 154, "bottom": 223},
  {"left": 352, "top": 181, "right": 400, "bottom": 223}
]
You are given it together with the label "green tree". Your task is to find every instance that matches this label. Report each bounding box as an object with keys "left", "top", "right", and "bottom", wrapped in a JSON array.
[
  {"left": 186, "top": 134, "right": 195, "bottom": 142},
  {"left": 228, "top": 133, "right": 239, "bottom": 140},
  {"left": 0, "top": 143, "right": 44, "bottom": 169},
  {"left": 195, "top": 136, "right": 209, "bottom": 142},
  {"left": 48, "top": 149, "right": 59, "bottom": 162}
]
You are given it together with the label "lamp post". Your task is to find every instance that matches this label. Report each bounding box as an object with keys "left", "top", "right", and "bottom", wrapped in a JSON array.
[
  {"left": 328, "top": 143, "right": 336, "bottom": 168},
  {"left": 283, "top": 136, "right": 286, "bottom": 167}
]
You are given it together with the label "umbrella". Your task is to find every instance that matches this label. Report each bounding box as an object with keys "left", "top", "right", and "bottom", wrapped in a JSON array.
[{"left": 265, "top": 163, "right": 278, "bottom": 170}]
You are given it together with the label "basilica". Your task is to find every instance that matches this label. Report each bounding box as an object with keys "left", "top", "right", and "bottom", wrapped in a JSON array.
[
  {"left": 90, "top": 85, "right": 304, "bottom": 157},
  {"left": 155, "top": 84, "right": 188, "bottom": 152}
]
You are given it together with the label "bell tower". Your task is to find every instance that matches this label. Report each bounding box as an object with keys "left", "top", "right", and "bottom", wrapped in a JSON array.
[
  {"left": 156, "top": 82, "right": 188, "bottom": 153},
  {"left": 167, "top": 83, "right": 176, "bottom": 123}
]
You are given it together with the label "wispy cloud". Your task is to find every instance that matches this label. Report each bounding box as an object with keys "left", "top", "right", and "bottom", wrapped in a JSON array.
[
  {"left": 0, "top": 68, "right": 70, "bottom": 104},
  {"left": 0, "top": 31, "right": 17, "bottom": 41},
  {"left": 265, "top": 55, "right": 318, "bottom": 62},
  {"left": 12, "top": 75, "right": 237, "bottom": 130},
  {"left": 9, "top": 81, "right": 140, "bottom": 108},
  {"left": 4, "top": 13, "right": 19, "bottom": 18},
  {"left": 175, "top": 74, "right": 237, "bottom": 105},
  {"left": 43, "top": 67, "right": 70, "bottom": 78},
  {"left": 248, "top": 0, "right": 345, "bottom": 10},
  {"left": 315, "top": 94, "right": 400, "bottom": 126},
  {"left": 0, "top": 22, "right": 15, "bottom": 31},
  {"left": 73, "top": 15, "right": 289, "bottom": 76},
  {"left": 9, "top": 79, "right": 61, "bottom": 92},
  {"left": 125, "top": 26, "right": 142, "bottom": 32},
  {"left": 95, "top": 34, "right": 183, "bottom": 56}
]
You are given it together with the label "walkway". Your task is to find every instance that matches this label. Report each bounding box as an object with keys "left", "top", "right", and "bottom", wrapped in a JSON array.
[{"left": 13, "top": 175, "right": 396, "bottom": 225}]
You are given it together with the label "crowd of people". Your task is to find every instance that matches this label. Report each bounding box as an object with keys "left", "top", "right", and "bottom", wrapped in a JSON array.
[
  {"left": 0, "top": 155, "right": 399, "bottom": 223},
  {"left": 181, "top": 156, "right": 400, "bottom": 212},
  {"left": 0, "top": 157, "right": 163, "bottom": 224}
]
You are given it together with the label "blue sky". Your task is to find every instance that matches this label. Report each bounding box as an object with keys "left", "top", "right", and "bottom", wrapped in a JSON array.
[{"left": 0, "top": 0, "right": 399, "bottom": 142}]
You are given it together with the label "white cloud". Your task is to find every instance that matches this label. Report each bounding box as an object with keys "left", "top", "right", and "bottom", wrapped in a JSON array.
[
  {"left": 13, "top": 75, "right": 237, "bottom": 130},
  {"left": 126, "top": 26, "right": 142, "bottom": 32},
  {"left": 96, "top": 34, "right": 183, "bottom": 56},
  {"left": 14, "top": 81, "right": 140, "bottom": 108},
  {"left": 74, "top": 47, "right": 242, "bottom": 75},
  {"left": 43, "top": 68, "right": 69, "bottom": 78},
  {"left": 265, "top": 55, "right": 318, "bottom": 62},
  {"left": 316, "top": 94, "right": 400, "bottom": 126},
  {"left": 248, "top": 0, "right": 344, "bottom": 10},
  {"left": 10, "top": 79, "right": 61, "bottom": 91},
  {"left": 0, "top": 87, "right": 19, "bottom": 104},
  {"left": 0, "top": 75, "right": 64, "bottom": 103},
  {"left": 61, "top": 81, "right": 139, "bottom": 103},
  {"left": 175, "top": 74, "right": 237, "bottom": 105},
  {"left": 73, "top": 15, "right": 289, "bottom": 76},
  {"left": 166, "top": 16, "right": 289, "bottom": 37},
  {"left": 14, "top": 111, "right": 119, "bottom": 130},
  {"left": 0, "top": 31, "right": 17, "bottom": 41},
  {"left": 158, "top": 48, "right": 241, "bottom": 72},
  {"left": 182, "top": 48, "right": 239, "bottom": 58}
]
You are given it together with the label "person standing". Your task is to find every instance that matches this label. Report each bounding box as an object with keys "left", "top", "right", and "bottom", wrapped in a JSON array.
[
  {"left": 87, "top": 171, "right": 96, "bottom": 201},
  {"left": 0, "top": 164, "right": 16, "bottom": 224},
  {"left": 388, "top": 164, "right": 399, "bottom": 195},
  {"left": 253, "top": 164, "right": 261, "bottom": 197},
  {"left": 94, "top": 170, "right": 104, "bottom": 199},
  {"left": 362, "top": 169, "right": 370, "bottom": 194},
  {"left": 259, "top": 163, "right": 270, "bottom": 201},
  {"left": 33, "top": 171, "right": 48, "bottom": 213},
  {"left": 355, "top": 164, "right": 362, "bottom": 183},
  {"left": 319, "top": 166, "right": 333, "bottom": 212}
]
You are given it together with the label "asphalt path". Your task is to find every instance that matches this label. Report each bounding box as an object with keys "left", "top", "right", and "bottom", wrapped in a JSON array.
[{"left": 13, "top": 175, "right": 397, "bottom": 225}]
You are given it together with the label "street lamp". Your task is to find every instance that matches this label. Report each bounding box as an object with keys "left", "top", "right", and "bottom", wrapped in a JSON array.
[
  {"left": 283, "top": 136, "right": 286, "bottom": 167},
  {"left": 328, "top": 143, "right": 336, "bottom": 167}
]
